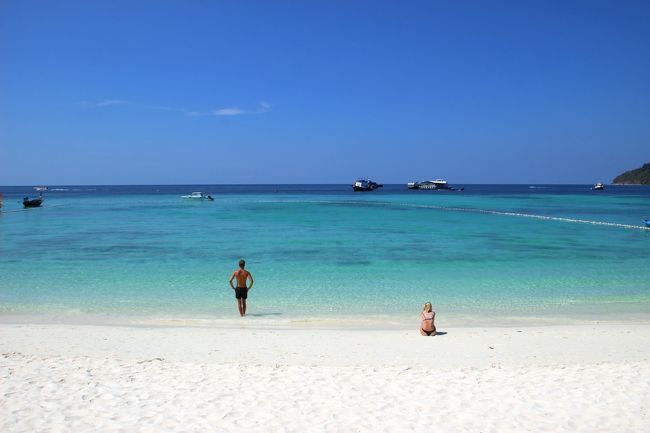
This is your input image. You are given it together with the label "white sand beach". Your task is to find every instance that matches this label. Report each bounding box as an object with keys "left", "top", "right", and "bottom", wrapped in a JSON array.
[{"left": 1, "top": 322, "right": 649, "bottom": 433}]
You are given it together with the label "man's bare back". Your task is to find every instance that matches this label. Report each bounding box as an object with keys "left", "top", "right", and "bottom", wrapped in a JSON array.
[
  {"left": 229, "top": 259, "right": 254, "bottom": 317},
  {"left": 232, "top": 269, "right": 251, "bottom": 288}
]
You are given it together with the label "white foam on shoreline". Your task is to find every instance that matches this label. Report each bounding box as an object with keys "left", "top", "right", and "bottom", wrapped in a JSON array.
[{"left": 2, "top": 309, "right": 650, "bottom": 329}]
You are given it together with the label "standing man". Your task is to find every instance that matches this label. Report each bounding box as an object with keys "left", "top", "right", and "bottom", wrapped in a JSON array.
[{"left": 229, "top": 259, "right": 254, "bottom": 317}]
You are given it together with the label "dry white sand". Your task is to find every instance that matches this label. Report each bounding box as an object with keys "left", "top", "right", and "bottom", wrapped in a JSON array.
[{"left": 1, "top": 322, "right": 649, "bottom": 432}]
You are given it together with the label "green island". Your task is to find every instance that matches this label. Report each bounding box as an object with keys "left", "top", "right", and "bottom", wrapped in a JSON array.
[{"left": 612, "top": 163, "right": 650, "bottom": 185}]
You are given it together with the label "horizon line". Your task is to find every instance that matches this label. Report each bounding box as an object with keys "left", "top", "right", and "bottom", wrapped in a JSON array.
[{"left": 0, "top": 182, "right": 635, "bottom": 187}]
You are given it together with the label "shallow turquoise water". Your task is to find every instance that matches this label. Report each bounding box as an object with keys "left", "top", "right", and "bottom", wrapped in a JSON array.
[{"left": 1, "top": 185, "right": 649, "bottom": 323}]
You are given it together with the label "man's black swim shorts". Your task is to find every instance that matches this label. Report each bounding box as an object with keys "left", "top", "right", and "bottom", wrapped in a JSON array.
[{"left": 235, "top": 287, "right": 248, "bottom": 299}]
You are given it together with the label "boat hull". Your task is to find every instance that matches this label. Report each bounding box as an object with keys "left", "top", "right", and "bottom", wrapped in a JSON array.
[
  {"left": 181, "top": 193, "right": 214, "bottom": 200},
  {"left": 351, "top": 180, "right": 382, "bottom": 192},
  {"left": 408, "top": 182, "right": 463, "bottom": 191},
  {"left": 23, "top": 198, "right": 43, "bottom": 208}
]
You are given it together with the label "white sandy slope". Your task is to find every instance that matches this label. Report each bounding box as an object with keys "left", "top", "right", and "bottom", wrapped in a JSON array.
[{"left": 1, "top": 323, "right": 649, "bottom": 433}]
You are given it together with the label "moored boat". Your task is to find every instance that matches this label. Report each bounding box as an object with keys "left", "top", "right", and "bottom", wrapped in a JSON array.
[
  {"left": 407, "top": 179, "right": 463, "bottom": 191},
  {"left": 591, "top": 182, "right": 605, "bottom": 190},
  {"left": 181, "top": 192, "right": 214, "bottom": 201},
  {"left": 23, "top": 194, "right": 44, "bottom": 208},
  {"left": 352, "top": 179, "right": 383, "bottom": 192}
]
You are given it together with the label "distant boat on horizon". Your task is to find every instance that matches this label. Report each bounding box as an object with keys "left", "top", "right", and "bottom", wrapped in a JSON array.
[
  {"left": 407, "top": 179, "right": 464, "bottom": 191},
  {"left": 591, "top": 182, "right": 605, "bottom": 191},
  {"left": 181, "top": 192, "right": 214, "bottom": 201},
  {"left": 352, "top": 178, "right": 383, "bottom": 192},
  {"left": 34, "top": 186, "right": 48, "bottom": 191}
]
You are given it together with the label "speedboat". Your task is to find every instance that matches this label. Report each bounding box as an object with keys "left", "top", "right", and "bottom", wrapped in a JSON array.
[
  {"left": 34, "top": 186, "right": 48, "bottom": 191},
  {"left": 181, "top": 192, "right": 214, "bottom": 201},
  {"left": 408, "top": 179, "right": 463, "bottom": 191},
  {"left": 23, "top": 194, "right": 44, "bottom": 208},
  {"left": 352, "top": 179, "right": 383, "bottom": 192},
  {"left": 591, "top": 182, "right": 605, "bottom": 190}
]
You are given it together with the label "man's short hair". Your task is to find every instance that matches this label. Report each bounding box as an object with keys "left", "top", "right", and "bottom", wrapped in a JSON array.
[{"left": 239, "top": 259, "right": 245, "bottom": 268}]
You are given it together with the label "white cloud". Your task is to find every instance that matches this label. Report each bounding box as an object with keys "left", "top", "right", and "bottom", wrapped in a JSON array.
[
  {"left": 190, "top": 101, "right": 271, "bottom": 117},
  {"left": 78, "top": 99, "right": 270, "bottom": 117},
  {"left": 213, "top": 107, "right": 245, "bottom": 116}
]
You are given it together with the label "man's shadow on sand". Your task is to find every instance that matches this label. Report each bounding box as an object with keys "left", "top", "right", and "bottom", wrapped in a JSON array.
[{"left": 434, "top": 331, "right": 448, "bottom": 336}]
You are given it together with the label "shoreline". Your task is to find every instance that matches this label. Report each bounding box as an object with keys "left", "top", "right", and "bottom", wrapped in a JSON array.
[{"left": 2, "top": 308, "right": 650, "bottom": 330}]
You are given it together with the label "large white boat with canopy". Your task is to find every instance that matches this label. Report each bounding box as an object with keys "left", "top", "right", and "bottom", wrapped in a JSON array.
[{"left": 408, "top": 179, "right": 450, "bottom": 190}]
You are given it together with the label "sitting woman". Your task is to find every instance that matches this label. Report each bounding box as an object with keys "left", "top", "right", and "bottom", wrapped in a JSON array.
[{"left": 420, "top": 302, "right": 436, "bottom": 336}]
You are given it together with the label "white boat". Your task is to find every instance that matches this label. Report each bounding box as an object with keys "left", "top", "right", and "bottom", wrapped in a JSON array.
[
  {"left": 352, "top": 178, "right": 383, "bottom": 192},
  {"left": 34, "top": 186, "right": 48, "bottom": 191},
  {"left": 591, "top": 182, "right": 605, "bottom": 191},
  {"left": 181, "top": 192, "right": 214, "bottom": 200},
  {"left": 407, "top": 179, "right": 451, "bottom": 190}
]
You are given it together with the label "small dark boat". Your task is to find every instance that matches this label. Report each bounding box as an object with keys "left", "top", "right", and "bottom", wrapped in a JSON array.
[{"left": 23, "top": 194, "right": 44, "bottom": 208}]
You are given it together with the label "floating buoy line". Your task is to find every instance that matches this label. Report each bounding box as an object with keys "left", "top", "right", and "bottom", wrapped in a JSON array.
[{"left": 258, "top": 199, "right": 650, "bottom": 232}]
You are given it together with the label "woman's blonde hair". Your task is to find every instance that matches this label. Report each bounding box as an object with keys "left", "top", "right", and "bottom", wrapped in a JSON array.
[{"left": 423, "top": 302, "right": 432, "bottom": 312}]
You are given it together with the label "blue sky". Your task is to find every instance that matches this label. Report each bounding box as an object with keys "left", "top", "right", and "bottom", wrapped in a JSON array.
[{"left": 1, "top": 0, "right": 649, "bottom": 184}]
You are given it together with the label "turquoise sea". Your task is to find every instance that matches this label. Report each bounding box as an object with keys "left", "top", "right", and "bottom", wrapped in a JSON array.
[{"left": 1, "top": 184, "right": 649, "bottom": 326}]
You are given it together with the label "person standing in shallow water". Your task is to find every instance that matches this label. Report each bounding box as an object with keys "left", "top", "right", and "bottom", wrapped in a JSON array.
[{"left": 229, "top": 259, "right": 254, "bottom": 317}]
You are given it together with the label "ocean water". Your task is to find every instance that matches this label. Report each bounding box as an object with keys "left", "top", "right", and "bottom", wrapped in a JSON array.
[{"left": 1, "top": 184, "right": 649, "bottom": 326}]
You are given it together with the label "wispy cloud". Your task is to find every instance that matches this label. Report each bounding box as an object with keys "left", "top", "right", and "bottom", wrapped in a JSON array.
[
  {"left": 213, "top": 107, "right": 245, "bottom": 116},
  {"left": 189, "top": 101, "right": 271, "bottom": 117},
  {"left": 80, "top": 99, "right": 129, "bottom": 108},
  {"left": 257, "top": 101, "right": 270, "bottom": 113},
  {"left": 147, "top": 105, "right": 187, "bottom": 113},
  {"left": 79, "top": 99, "right": 271, "bottom": 117}
]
